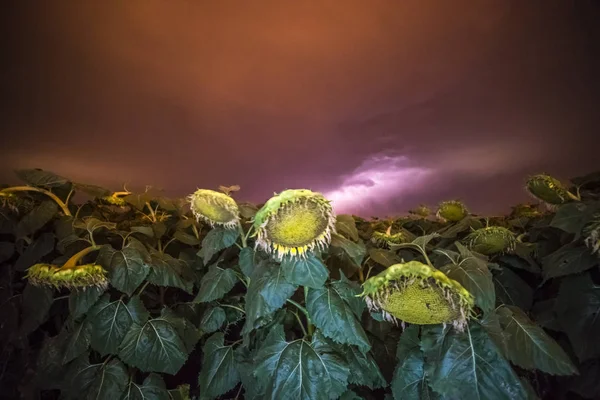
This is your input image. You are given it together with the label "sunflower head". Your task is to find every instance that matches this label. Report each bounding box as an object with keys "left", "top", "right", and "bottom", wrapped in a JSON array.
[
  {"left": 360, "top": 261, "right": 475, "bottom": 331},
  {"left": 436, "top": 200, "right": 468, "bottom": 222},
  {"left": 371, "top": 229, "right": 411, "bottom": 248},
  {"left": 101, "top": 194, "right": 128, "bottom": 206},
  {"left": 26, "top": 263, "right": 109, "bottom": 290},
  {"left": 525, "top": 174, "right": 576, "bottom": 205},
  {"left": 465, "top": 226, "right": 517, "bottom": 255},
  {"left": 509, "top": 203, "right": 542, "bottom": 218},
  {"left": 187, "top": 189, "right": 240, "bottom": 229},
  {"left": 409, "top": 204, "right": 431, "bottom": 217},
  {"left": 583, "top": 214, "right": 600, "bottom": 256},
  {"left": 253, "top": 189, "right": 336, "bottom": 260}
]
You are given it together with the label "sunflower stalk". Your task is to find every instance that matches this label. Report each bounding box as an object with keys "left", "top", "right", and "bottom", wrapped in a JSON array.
[{"left": 0, "top": 186, "right": 71, "bottom": 216}]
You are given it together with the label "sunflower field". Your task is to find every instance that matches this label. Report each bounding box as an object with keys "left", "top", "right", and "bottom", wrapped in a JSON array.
[{"left": 1, "top": 168, "right": 599, "bottom": 400}]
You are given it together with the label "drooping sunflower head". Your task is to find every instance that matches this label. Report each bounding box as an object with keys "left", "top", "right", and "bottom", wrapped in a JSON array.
[
  {"left": 371, "top": 228, "right": 411, "bottom": 248},
  {"left": 253, "top": 189, "right": 336, "bottom": 260},
  {"left": 465, "top": 226, "right": 517, "bottom": 255},
  {"left": 26, "top": 263, "right": 109, "bottom": 290},
  {"left": 409, "top": 204, "right": 431, "bottom": 217},
  {"left": 187, "top": 189, "right": 240, "bottom": 229},
  {"left": 360, "top": 261, "right": 475, "bottom": 331},
  {"left": 510, "top": 203, "right": 543, "bottom": 219},
  {"left": 436, "top": 200, "right": 468, "bottom": 222},
  {"left": 583, "top": 214, "right": 600, "bottom": 256},
  {"left": 525, "top": 174, "right": 576, "bottom": 206},
  {"left": 101, "top": 194, "right": 128, "bottom": 207}
]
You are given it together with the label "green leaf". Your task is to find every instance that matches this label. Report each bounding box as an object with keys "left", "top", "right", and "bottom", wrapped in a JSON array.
[
  {"left": 254, "top": 325, "right": 350, "bottom": 400},
  {"left": 69, "top": 286, "right": 105, "bottom": 321},
  {"left": 65, "top": 353, "right": 128, "bottom": 400},
  {"left": 147, "top": 251, "right": 194, "bottom": 294},
  {"left": 238, "top": 246, "right": 258, "bottom": 277},
  {"left": 392, "top": 325, "right": 436, "bottom": 400},
  {"left": 335, "top": 214, "right": 359, "bottom": 241},
  {"left": 174, "top": 230, "right": 201, "bottom": 246},
  {"left": 19, "top": 283, "right": 53, "bottom": 336},
  {"left": 122, "top": 373, "right": 169, "bottom": 400},
  {"left": 306, "top": 276, "right": 370, "bottom": 353},
  {"left": 437, "top": 217, "right": 483, "bottom": 239},
  {"left": 550, "top": 201, "right": 600, "bottom": 238},
  {"left": 198, "top": 332, "right": 240, "bottom": 400},
  {"left": 531, "top": 299, "right": 561, "bottom": 331},
  {"left": 15, "top": 168, "right": 70, "bottom": 187},
  {"left": 368, "top": 248, "right": 401, "bottom": 267},
  {"left": 118, "top": 308, "right": 190, "bottom": 375},
  {"left": 341, "top": 344, "right": 386, "bottom": 389},
  {"left": 88, "top": 294, "right": 149, "bottom": 356},
  {"left": 556, "top": 272, "right": 600, "bottom": 362},
  {"left": 541, "top": 243, "right": 598, "bottom": 281},
  {"left": 329, "top": 233, "right": 366, "bottom": 268},
  {"left": 421, "top": 323, "right": 527, "bottom": 400},
  {"left": 200, "top": 227, "right": 240, "bottom": 265},
  {"left": 441, "top": 244, "right": 495, "bottom": 312},
  {"left": 61, "top": 319, "right": 93, "bottom": 364},
  {"left": 200, "top": 306, "right": 226, "bottom": 334},
  {"left": 493, "top": 267, "right": 533, "bottom": 311},
  {"left": 73, "top": 182, "right": 112, "bottom": 197},
  {"left": 479, "top": 311, "right": 510, "bottom": 358},
  {"left": 35, "top": 334, "right": 69, "bottom": 390},
  {"left": 280, "top": 254, "right": 329, "bottom": 289},
  {"left": 14, "top": 231, "right": 55, "bottom": 271},
  {"left": 194, "top": 263, "right": 238, "bottom": 303},
  {"left": 242, "top": 260, "right": 298, "bottom": 335},
  {"left": 496, "top": 251, "right": 540, "bottom": 274},
  {"left": 16, "top": 200, "right": 58, "bottom": 238},
  {"left": 497, "top": 305, "right": 577, "bottom": 375},
  {"left": 98, "top": 239, "right": 151, "bottom": 296},
  {"left": 73, "top": 216, "right": 117, "bottom": 235},
  {"left": 168, "top": 384, "right": 191, "bottom": 400},
  {"left": 567, "top": 359, "right": 600, "bottom": 399},
  {"left": 339, "top": 390, "right": 363, "bottom": 400}
]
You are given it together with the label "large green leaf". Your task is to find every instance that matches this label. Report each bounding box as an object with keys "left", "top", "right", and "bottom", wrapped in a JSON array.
[
  {"left": 147, "top": 251, "right": 194, "bottom": 294},
  {"left": 556, "top": 272, "right": 600, "bottom": 362},
  {"left": 200, "top": 227, "right": 239, "bottom": 265},
  {"left": 493, "top": 267, "right": 533, "bottom": 311},
  {"left": 479, "top": 311, "right": 510, "bottom": 358},
  {"left": 306, "top": 276, "right": 370, "bottom": 353},
  {"left": 15, "top": 168, "right": 70, "bottom": 187},
  {"left": 69, "top": 286, "right": 105, "bottom": 321},
  {"left": 497, "top": 305, "right": 577, "bottom": 375},
  {"left": 88, "top": 294, "right": 149, "bottom": 356},
  {"left": 61, "top": 318, "right": 93, "bottom": 364},
  {"left": 98, "top": 239, "right": 151, "bottom": 296},
  {"left": 194, "top": 263, "right": 238, "bottom": 303},
  {"left": 531, "top": 299, "right": 561, "bottom": 331},
  {"left": 567, "top": 359, "right": 600, "bottom": 399},
  {"left": 441, "top": 243, "right": 495, "bottom": 312},
  {"left": 242, "top": 260, "right": 298, "bottom": 335},
  {"left": 16, "top": 200, "right": 58, "bottom": 238},
  {"left": 550, "top": 201, "right": 600, "bottom": 238},
  {"left": 340, "top": 344, "right": 386, "bottom": 390},
  {"left": 198, "top": 332, "right": 240, "bottom": 400},
  {"left": 335, "top": 214, "right": 359, "bottom": 241},
  {"left": 280, "top": 254, "right": 329, "bottom": 289},
  {"left": 65, "top": 353, "right": 128, "bottom": 400},
  {"left": 122, "top": 373, "right": 169, "bottom": 400},
  {"left": 199, "top": 306, "right": 226, "bottom": 334},
  {"left": 329, "top": 233, "right": 366, "bottom": 268},
  {"left": 118, "top": 308, "right": 190, "bottom": 375},
  {"left": 541, "top": 243, "right": 598, "bottom": 281},
  {"left": 391, "top": 325, "right": 436, "bottom": 400},
  {"left": 14, "top": 232, "right": 55, "bottom": 271},
  {"left": 19, "top": 283, "right": 53, "bottom": 336},
  {"left": 421, "top": 323, "right": 527, "bottom": 400},
  {"left": 254, "top": 325, "right": 350, "bottom": 400},
  {"left": 368, "top": 248, "right": 401, "bottom": 268}
]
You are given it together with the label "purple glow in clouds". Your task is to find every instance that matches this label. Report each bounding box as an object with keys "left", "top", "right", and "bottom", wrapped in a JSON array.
[{"left": 324, "top": 154, "right": 433, "bottom": 216}]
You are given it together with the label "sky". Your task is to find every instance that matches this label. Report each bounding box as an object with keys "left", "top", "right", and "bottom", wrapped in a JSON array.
[{"left": 1, "top": 0, "right": 599, "bottom": 217}]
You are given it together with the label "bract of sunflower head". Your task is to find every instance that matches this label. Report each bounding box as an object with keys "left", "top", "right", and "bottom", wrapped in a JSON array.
[
  {"left": 436, "top": 200, "right": 468, "bottom": 222},
  {"left": 525, "top": 174, "right": 576, "bottom": 206},
  {"left": 371, "top": 230, "right": 410, "bottom": 248},
  {"left": 465, "top": 226, "right": 517, "bottom": 255},
  {"left": 360, "top": 261, "right": 475, "bottom": 332},
  {"left": 26, "top": 263, "right": 109, "bottom": 290},
  {"left": 252, "top": 189, "right": 336, "bottom": 260},
  {"left": 583, "top": 214, "right": 600, "bottom": 256},
  {"left": 187, "top": 189, "right": 240, "bottom": 229}
]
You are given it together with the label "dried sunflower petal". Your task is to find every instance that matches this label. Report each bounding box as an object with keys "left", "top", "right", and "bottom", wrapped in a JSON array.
[
  {"left": 187, "top": 189, "right": 240, "bottom": 229},
  {"left": 436, "top": 200, "right": 468, "bottom": 222},
  {"left": 525, "top": 174, "right": 577, "bottom": 206},
  {"left": 360, "top": 261, "right": 475, "bottom": 331},
  {"left": 253, "top": 189, "right": 336, "bottom": 260},
  {"left": 583, "top": 214, "right": 600, "bottom": 256},
  {"left": 465, "top": 226, "right": 517, "bottom": 255}
]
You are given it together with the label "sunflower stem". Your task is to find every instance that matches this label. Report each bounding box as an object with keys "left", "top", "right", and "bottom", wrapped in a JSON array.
[
  {"left": 293, "top": 311, "right": 308, "bottom": 338},
  {"left": 61, "top": 246, "right": 102, "bottom": 270},
  {"left": 237, "top": 222, "right": 247, "bottom": 248},
  {"left": 0, "top": 186, "right": 71, "bottom": 216}
]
